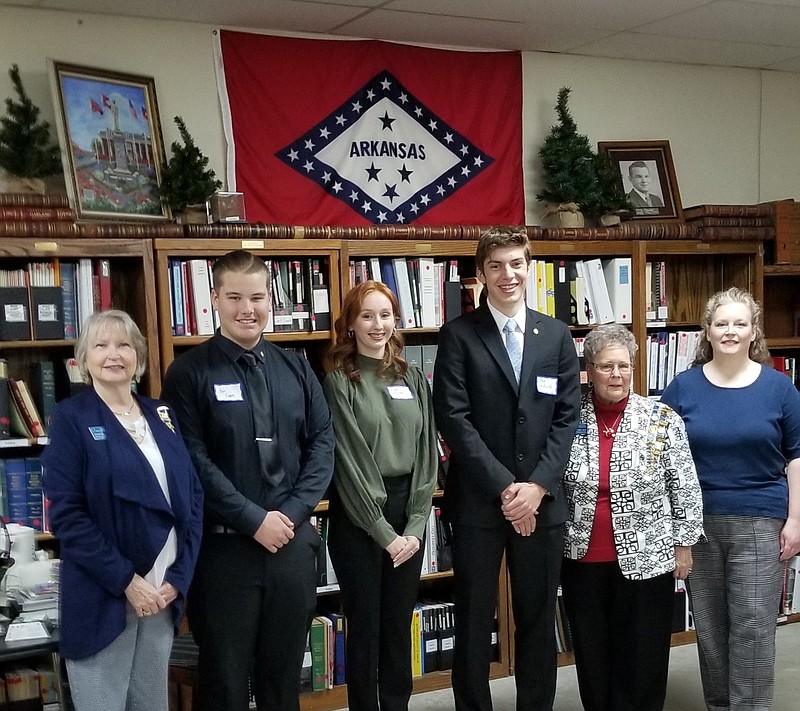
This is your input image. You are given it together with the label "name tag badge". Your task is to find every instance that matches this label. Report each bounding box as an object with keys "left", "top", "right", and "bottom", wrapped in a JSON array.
[
  {"left": 88, "top": 426, "right": 106, "bottom": 441},
  {"left": 387, "top": 385, "right": 414, "bottom": 400},
  {"left": 214, "top": 383, "right": 244, "bottom": 401},
  {"left": 575, "top": 423, "right": 588, "bottom": 436},
  {"left": 536, "top": 376, "right": 558, "bottom": 396}
]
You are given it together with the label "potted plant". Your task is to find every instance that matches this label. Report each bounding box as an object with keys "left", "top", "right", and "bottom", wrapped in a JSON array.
[
  {"left": 536, "top": 87, "right": 600, "bottom": 228},
  {"left": 0, "top": 64, "right": 61, "bottom": 194},
  {"left": 159, "top": 116, "right": 221, "bottom": 223},
  {"left": 583, "top": 152, "right": 634, "bottom": 226}
]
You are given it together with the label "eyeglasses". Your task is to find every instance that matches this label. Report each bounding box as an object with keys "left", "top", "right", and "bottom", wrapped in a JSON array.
[{"left": 591, "top": 362, "right": 634, "bottom": 374}]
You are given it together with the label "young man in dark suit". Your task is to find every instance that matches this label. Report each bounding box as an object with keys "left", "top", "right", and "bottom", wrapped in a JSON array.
[{"left": 433, "top": 227, "right": 580, "bottom": 711}]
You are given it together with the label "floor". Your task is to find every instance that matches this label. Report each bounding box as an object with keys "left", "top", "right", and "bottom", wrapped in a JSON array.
[{"left": 407, "top": 623, "right": 800, "bottom": 711}]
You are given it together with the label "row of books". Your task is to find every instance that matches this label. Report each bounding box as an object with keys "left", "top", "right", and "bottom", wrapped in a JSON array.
[
  {"left": 645, "top": 330, "right": 703, "bottom": 395},
  {"left": 0, "top": 457, "right": 45, "bottom": 531},
  {"left": 0, "top": 258, "right": 112, "bottom": 341},
  {"left": 350, "top": 257, "right": 462, "bottom": 329},
  {"left": 0, "top": 359, "right": 76, "bottom": 441},
  {"left": 781, "top": 556, "right": 800, "bottom": 615},
  {"left": 403, "top": 345, "right": 437, "bottom": 388},
  {"left": 0, "top": 666, "right": 60, "bottom": 705},
  {"left": 684, "top": 202, "right": 776, "bottom": 241},
  {"left": 352, "top": 255, "right": 664, "bottom": 330},
  {"left": 167, "top": 257, "right": 331, "bottom": 336},
  {"left": 527, "top": 258, "right": 631, "bottom": 326},
  {"left": 302, "top": 601, "right": 498, "bottom": 692},
  {"left": 772, "top": 356, "right": 799, "bottom": 388},
  {"left": 313, "top": 506, "right": 452, "bottom": 594}
]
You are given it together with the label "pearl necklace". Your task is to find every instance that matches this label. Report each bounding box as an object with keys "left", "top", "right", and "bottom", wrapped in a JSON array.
[{"left": 598, "top": 410, "right": 624, "bottom": 439}]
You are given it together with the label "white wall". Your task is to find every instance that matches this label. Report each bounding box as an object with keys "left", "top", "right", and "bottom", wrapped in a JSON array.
[{"left": 2, "top": 6, "right": 799, "bottom": 224}]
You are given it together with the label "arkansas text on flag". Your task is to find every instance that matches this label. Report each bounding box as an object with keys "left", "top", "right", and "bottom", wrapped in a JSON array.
[{"left": 215, "top": 31, "right": 523, "bottom": 226}]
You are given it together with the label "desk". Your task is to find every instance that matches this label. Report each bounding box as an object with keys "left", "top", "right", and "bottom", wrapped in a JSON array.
[{"left": 0, "top": 632, "right": 63, "bottom": 710}]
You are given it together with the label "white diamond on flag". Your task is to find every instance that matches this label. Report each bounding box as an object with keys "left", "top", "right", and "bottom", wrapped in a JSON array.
[{"left": 276, "top": 71, "right": 494, "bottom": 224}]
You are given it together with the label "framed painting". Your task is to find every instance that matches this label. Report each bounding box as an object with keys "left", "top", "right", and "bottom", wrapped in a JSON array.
[
  {"left": 598, "top": 140, "right": 683, "bottom": 221},
  {"left": 49, "top": 61, "right": 169, "bottom": 221}
]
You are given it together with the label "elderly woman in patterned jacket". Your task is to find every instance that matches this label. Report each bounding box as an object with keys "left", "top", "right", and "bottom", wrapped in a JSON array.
[{"left": 561, "top": 323, "right": 704, "bottom": 711}]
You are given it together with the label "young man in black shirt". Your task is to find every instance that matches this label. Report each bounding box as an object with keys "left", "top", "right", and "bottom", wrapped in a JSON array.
[{"left": 162, "top": 249, "right": 334, "bottom": 711}]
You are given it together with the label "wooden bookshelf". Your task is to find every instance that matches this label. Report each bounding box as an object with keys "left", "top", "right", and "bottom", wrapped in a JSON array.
[
  {"left": 0, "top": 237, "right": 160, "bottom": 396},
  {"left": 0, "top": 218, "right": 778, "bottom": 711},
  {"left": 152, "top": 237, "right": 342, "bottom": 381}
]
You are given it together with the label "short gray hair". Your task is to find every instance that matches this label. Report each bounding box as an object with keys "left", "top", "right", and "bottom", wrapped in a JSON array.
[
  {"left": 583, "top": 323, "right": 638, "bottom": 363},
  {"left": 75, "top": 310, "right": 147, "bottom": 384}
]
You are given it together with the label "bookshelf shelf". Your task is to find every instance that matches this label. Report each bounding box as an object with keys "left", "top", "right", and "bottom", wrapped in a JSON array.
[
  {"left": 0, "top": 340, "right": 76, "bottom": 349},
  {"left": 767, "top": 337, "right": 800, "bottom": 349},
  {"left": 170, "top": 331, "right": 333, "bottom": 347}
]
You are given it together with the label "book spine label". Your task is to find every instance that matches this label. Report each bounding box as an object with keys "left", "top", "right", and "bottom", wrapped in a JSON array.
[{"left": 0, "top": 207, "right": 75, "bottom": 221}]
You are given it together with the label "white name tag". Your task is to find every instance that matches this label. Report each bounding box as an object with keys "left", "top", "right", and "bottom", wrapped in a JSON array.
[
  {"left": 387, "top": 385, "right": 413, "bottom": 400},
  {"left": 536, "top": 376, "right": 558, "bottom": 396},
  {"left": 214, "top": 383, "right": 243, "bottom": 401}
]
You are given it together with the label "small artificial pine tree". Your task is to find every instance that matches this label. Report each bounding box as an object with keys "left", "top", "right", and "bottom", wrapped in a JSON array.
[
  {"left": 0, "top": 64, "right": 61, "bottom": 178},
  {"left": 536, "top": 87, "right": 600, "bottom": 213},
  {"left": 583, "top": 152, "right": 634, "bottom": 220},
  {"left": 159, "top": 116, "right": 221, "bottom": 213}
]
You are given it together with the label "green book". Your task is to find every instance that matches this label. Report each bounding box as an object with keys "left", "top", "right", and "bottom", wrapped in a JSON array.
[
  {"left": 33, "top": 361, "right": 57, "bottom": 431},
  {"left": 310, "top": 616, "right": 327, "bottom": 691}
]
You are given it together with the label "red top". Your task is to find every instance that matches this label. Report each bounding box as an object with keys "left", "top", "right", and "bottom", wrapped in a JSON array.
[{"left": 582, "top": 394, "right": 629, "bottom": 563}]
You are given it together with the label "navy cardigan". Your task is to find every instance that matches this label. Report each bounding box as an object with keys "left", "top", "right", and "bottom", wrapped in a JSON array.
[{"left": 42, "top": 388, "right": 203, "bottom": 659}]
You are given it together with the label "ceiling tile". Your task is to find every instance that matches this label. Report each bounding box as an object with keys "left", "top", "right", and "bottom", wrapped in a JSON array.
[
  {"left": 574, "top": 30, "right": 800, "bottom": 68},
  {"left": 386, "top": 0, "right": 711, "bottom": 31},
  {"left": 336, "top": 9, "right": 616, "bottom": 52},
  {"left": 636, "top": 0, "right": 800, "bottom": 47}
]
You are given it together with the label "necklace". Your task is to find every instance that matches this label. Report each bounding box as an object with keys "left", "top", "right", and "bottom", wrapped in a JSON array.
[
  {"left": 597, "top": 410, "right": 624, "bottom": 439},
  {"left": 120, "top": 415, "right": 147, "bottom": 445},
  {"left": 110, "top": 400, "right": 137, "bottom": 417}
]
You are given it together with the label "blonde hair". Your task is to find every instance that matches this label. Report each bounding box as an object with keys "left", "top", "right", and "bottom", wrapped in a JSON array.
[
  {"left": 75, "top": 310, "right": 147, "bottom": 383},
  {"left": 692, "top": 287, "right": 770, "bottom": 366}
]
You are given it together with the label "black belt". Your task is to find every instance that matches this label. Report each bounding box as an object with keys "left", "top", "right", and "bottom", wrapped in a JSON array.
[{"left": 207, "top": 524, "right": 241, "bottom": 535}]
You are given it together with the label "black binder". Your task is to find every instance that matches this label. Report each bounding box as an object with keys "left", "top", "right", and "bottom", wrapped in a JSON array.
[
  {"left": 0, "top": 287, "right": 31, "bottom": 341},
  {"left": 30, "top": 286, "right": 65, "bottom": 340}
]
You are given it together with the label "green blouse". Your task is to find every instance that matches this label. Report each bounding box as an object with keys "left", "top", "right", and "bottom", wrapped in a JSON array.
[{"left": 322, "top": 355, "right": 438, "bottom": 548}]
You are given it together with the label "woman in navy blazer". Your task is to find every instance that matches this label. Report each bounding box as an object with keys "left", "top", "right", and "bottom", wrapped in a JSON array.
[{"left": 42, "top": 310, "right": 203, "bottom": 711}]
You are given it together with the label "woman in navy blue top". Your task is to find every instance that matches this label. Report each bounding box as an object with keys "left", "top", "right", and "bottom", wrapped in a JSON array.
[
  {"left": 662, "top": 287, "right": 800, "bottom": 711},
  {"left": 43, "top": 311, "right": 203, "bottom": 711}
]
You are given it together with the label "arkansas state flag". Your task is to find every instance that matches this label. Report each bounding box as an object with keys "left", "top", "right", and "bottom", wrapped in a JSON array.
[{"left": 215, "top": 31, "right": 523, "bottom": 226}]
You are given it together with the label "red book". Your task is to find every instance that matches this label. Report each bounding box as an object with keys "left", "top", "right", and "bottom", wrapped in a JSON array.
[{"left": 94, "top": 259, "right": 112, "bottom": 310}]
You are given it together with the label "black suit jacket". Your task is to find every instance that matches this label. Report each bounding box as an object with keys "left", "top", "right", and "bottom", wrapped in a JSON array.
[
  {"left": 627, "top": 189, "right": 664, "bottom": 208},
  {"left": 433, "top": 305, "right": 580, "bottom": 529}
]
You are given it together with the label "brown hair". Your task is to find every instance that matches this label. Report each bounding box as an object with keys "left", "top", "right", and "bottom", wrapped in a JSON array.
[
  {"left": 692, "top": 287, "right": 770, "bottom": 366},
  {"left": 327, "top": 281, "right": 407, "bottom": 383},
  {"left": 475, "top": 226, "right": 532, "bottom": 275},
  {"left": 212, "top": 249, "right": 269, "bottom": 290}
]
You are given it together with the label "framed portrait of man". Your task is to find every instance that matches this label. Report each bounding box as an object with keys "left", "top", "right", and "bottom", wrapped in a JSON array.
[{"left": 598, "top": 141, "right": 683, "bottom": 221}]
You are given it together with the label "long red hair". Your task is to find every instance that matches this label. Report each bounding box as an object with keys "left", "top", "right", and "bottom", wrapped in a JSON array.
[{"left": 326, "top": 281, "right": 407, "bottom": 383}]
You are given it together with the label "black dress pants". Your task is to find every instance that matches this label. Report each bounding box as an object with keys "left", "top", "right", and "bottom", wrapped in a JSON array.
[
  {"left": 560, "top": 558, "right": 675, "bottom": 711},
  {"left": 187, "top": 523, "right": 320, "bottom": 711},
  {"left": 450, "top": 522, "right": 563, "bottom": 711},
  {"left": 327, "top": 476, "right": 425, "bottom": 711}
]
